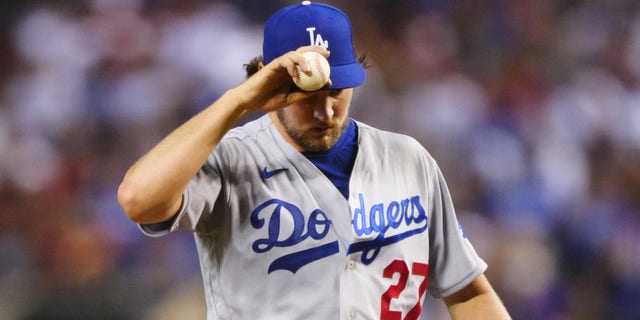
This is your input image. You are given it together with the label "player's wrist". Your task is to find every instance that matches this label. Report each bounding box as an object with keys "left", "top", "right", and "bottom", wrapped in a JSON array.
[{"left": 222, "top": 87, "right": 254, "bottom": 117}]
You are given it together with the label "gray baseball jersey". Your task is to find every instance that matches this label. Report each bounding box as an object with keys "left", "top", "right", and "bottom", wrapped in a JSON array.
[{"left": 141, "top": 114, "right": 487, "bottom": 320}]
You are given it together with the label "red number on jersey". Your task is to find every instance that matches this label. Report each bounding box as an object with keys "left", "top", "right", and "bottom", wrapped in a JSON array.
[
  {"left": 381, "top": 260, "right": 409, "bottom": 320},
  {"left": 380, "top": 260, "right": 429, "bottom": 320}
]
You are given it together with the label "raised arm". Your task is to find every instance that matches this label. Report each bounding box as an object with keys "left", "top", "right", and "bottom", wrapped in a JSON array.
[
  {"left": 117, "top": 46, "right": 329, "bottom": 224},
  {"left": 443, "top": 274, "right": 511, "bottom": 319}
]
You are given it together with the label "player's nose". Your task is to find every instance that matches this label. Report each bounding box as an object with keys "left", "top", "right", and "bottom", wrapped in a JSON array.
[{"left": 312, "top": 100, "right": 334, "bottom": 122}]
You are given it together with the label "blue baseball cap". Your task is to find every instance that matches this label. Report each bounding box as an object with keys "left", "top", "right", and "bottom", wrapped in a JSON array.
[{"left": 262, "top": 1, "right": 366, "bottom": 89}]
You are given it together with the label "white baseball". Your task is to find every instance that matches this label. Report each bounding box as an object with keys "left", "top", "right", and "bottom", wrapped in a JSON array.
[{"left": 293, "top": 51, "right": 331, "bottom": 91}]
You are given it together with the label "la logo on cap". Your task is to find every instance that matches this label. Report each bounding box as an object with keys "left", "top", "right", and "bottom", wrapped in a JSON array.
[
  {"left": 302, "top": 1, "right": 328, "bottom": 50},
  {"left": 306, "top": 27, "right": 328, "bottom": 50}
]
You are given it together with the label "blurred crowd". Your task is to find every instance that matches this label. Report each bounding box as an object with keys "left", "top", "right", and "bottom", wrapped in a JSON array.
[{"left": 0, "top": 0, "right": 639, "bottom": 319}]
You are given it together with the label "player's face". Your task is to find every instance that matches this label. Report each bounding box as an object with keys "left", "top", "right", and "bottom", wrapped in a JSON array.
[{"left": 275, "top": 88, "right": 353, "bottom": 152}]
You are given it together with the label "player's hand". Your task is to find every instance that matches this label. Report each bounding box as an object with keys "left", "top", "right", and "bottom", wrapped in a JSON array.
[{"left": 231, "top": 46, "right": 332, "bottom": 113}]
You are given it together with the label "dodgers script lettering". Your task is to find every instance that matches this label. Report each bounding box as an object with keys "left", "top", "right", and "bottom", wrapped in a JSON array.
[
  {"left": 250, "top": 194, "right": 428, "bottom": 273},
  {"left": 250, "top": 199, "right": 339, "bottom": 274},
  {"left": 348, "top": 193, "right": 428, "bottom": 264}
]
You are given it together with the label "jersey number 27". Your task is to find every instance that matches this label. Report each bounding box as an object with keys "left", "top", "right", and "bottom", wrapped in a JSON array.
[{"left": 381, "top": 260, "right": 429, "bottom": 320}]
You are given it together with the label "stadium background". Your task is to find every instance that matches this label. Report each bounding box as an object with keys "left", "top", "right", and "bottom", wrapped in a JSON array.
[{"left": 0, "top": 0, "right": 639, "bottom": 319}]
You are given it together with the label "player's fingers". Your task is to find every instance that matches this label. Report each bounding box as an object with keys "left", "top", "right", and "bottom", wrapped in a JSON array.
[
  {"left": 296, "top": 45, "right": 330, "bottom": 59},
  {"left": 279, "top": 51, "right": 309, "bottom": 78},
  {"left": 290, "top": 46, "right": 330, "bottom": 74}
]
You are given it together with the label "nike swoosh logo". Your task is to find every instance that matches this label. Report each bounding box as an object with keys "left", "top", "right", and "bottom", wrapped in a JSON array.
[{"left": 262, "top": 167, "right": 288, "bottom": 179}]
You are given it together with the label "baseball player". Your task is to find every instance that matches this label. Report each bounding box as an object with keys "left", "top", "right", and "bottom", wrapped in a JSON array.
[{"left": 117, "top": 2, "right": 511, "bottom": 319}]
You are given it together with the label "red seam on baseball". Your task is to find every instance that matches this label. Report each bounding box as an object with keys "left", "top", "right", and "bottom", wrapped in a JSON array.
[{"left": 313, "top": 54, "right": 326, "bottom": 83}]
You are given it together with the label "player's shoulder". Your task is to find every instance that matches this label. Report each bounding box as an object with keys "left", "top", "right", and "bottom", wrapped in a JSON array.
[
  {"left": 356, "top": 121, "right": 429, "bottom": 155},
  {"left": 222, "top": 114, "right": 272, "bottom": 142}
]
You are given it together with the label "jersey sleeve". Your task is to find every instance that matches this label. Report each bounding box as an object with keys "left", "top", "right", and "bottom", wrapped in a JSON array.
[
  {"left": 138, "top": 152, "right": 225, "bottom": 237},
  {"left": 426, "top": 160, "right": 487, "bottom": 298}
]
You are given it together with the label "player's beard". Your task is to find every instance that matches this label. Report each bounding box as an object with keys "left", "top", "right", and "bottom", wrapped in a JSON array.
[{"left": 276, "top": 110, "right": 349, "bottom": 152}]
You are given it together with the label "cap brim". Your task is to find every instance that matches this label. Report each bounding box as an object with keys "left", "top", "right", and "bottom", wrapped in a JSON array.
[{"left": 327, "top": 62, "right": 366, "bottom": 90}]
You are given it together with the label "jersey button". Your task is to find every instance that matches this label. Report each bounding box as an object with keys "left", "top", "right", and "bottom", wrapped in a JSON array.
[
  {"left": 347, "top": 260, "right": 356, "bottom": 270},
  {"left": 348, "top": 311, "right": 357, "bottom": 320}
]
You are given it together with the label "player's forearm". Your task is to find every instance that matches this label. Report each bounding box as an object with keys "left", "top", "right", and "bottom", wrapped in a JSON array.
[
  {"left": 118, "top": 89, "right": 249, "bottom": 224},
  {"left": 443, "top": 274, "right": 511, "bottom": 320},
  {"left": 446, "top": 290, "right": 511, "bottom": 320}
]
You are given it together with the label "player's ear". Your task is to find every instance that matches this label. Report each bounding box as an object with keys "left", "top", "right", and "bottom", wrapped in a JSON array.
[{"left": 258, "top": 61, "right": 265, "bottom": 70}]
